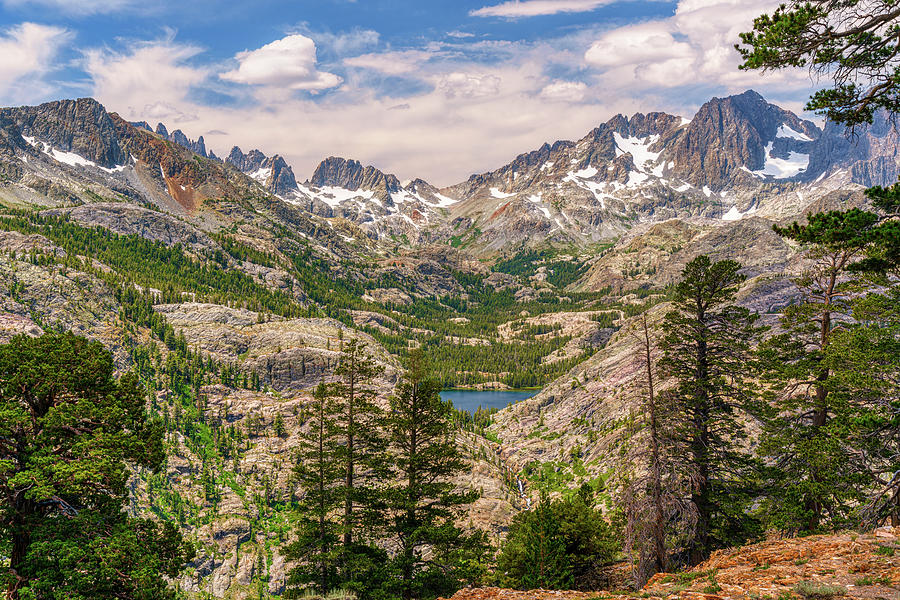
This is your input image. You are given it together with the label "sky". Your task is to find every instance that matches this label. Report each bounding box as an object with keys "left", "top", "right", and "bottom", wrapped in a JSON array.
[{"left": 0, "top": 0, "right": 818, "bottom": 185}]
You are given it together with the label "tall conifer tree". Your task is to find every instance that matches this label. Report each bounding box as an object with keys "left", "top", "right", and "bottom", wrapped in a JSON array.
[
  {"left": 756, "top": 210, "right": 877, "bottom": 532},
  {"left": 285, "top": 382, "right": 343, "bottom": 596},
  {"left": 384, "top": 349, "right": 488, "bottom": 600},
  {"left": 618, "top": 313, "right": 692, "bottom": 585},
  {"left": 330, "top": 338, "right": 389, "bottom": 591},
  {"left": 0, "top": 332, "right": 191, "bottom": 599},
  {"left": 659, "top": 256, "right": 763, "bottom": 564}
]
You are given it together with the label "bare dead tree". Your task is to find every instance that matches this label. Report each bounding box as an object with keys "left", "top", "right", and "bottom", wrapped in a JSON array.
[{"left": 615, "top": 313, "right": 696, "bottom": 587}]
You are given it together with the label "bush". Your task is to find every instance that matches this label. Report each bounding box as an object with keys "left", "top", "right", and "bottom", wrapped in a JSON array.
[
  {"left": 793, "top": 581, "right": 847, "bottom": 599},
  {"left": 496, "top": 491, "right": 619, "bottom": 590}
]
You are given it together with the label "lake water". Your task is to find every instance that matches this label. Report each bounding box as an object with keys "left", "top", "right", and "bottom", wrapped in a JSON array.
[{"left": 440, "top": 389, "right": 539, "bottom": 415}]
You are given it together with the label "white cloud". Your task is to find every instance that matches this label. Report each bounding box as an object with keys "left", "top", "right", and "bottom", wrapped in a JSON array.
[
  {"left": 344, "top": 50, "right": 434, "bottom": 76},
  {"left": 84, "top": 39, "right": 208, "bottom": 123},
  {"left": 221, "top": 34, "right": 341, "bottom": 91},
  {"left": 471, "top": 0, "right": 617, "bottom": 18},
  {"left": 0, "top": 22, "right": 71, "bottom": 104},
  {"left": 140, "top": 101, "right": 198, "bottom": 123},
  {"left": 84, "top": 37, "right": 637, "bottom": 185},
  {"left": 1, "top": 0, "right": 141, "bottom": 15},
  {"left": 437, "top": 72, "right": 502, "bottom": 99},
  {"left": 539, "top": 80, "right": 588, "bottom": 102},
  {"left": 585, "top": 0, "right": 792, "bottom": 91}
]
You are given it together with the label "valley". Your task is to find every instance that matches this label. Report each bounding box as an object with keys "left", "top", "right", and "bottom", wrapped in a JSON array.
[{"left": 0, "top": 88, "right": 896, "bottom": 599}]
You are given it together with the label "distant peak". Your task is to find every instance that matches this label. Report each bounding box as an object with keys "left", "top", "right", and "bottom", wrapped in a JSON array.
[{"left": 309, "top": 156, "right": 401, "bottom": 196}]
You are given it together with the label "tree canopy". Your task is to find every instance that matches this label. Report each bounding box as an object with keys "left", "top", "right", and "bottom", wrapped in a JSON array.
[
  {"left": 0, "top": 332, "right": 191, "bottom": 599},
  {"left": 737, "top": 0, "right": 900, "bottom": 126}
]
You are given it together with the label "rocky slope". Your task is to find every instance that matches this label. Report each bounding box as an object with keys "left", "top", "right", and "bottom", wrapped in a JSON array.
[
  {"left": 226, "top": 146, "right": 299, "bottom": 197},
  {"left": 143, "top": 89, "right": 897, "bottom": 257},
  {"left": 1, "top": 91, "right": 890, "bottom": 263},
  {"left": 439, "top": 527, "right": 900, "bottom": 600},
  {"left": 0, "top": 231, "right": 517, "bottom": 598},
  {"left": 487, "top": 266, "right": 803, "bottom": 505}
]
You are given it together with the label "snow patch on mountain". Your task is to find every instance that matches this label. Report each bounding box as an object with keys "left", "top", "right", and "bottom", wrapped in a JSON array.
[
  {"left": 22, "top": 135, "right": 127, "bottom": 173},
  {"left": 722, "top": 206, "right": 744, "bottom": 221},
  {"left": 749, "top": 143, "right": 809, "bottom": 179},
  {"left": 776, "top": 124, "right": 813, "bottom": 142},
  {"left": 315, "top": 186, "right": 376, "bottom": 208},
  {"left": 429, "top": 192, "right": 458, "bottom": 208},
  {"left": 249, "top": 167, "right": 272, "bottom": 182},
  {"left": 614, "top": 133, "right": 661, "bottom": 172}
]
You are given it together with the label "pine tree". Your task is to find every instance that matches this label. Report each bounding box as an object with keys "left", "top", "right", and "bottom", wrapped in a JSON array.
[
  {"left": 273, "top": 411, "right": 287, "bottom": 438},
  {"left": 496, "top": 492, "right": 618, "bottom": 591},
  {"left": 756, "top": 210, "right": 877, "bottom": 532},
  {"left": 285, "top": 382, "right": 343, "bottom": 596},
  {"left": 384, "top": 349, "right": 489, "bottom": 600},
  {"left": 330, "top": 338, "right": 390, "bottom": 592},
  {"left": 739, "top": 1, "right": 900, "bottom": 530},
  {"left": 498, "top": 492, "right": 571, "bottom": 591},
  {"left": 0, "top": 332, "right": 191, "bottom": 599},
  {"left": 828, "top": 285, "right": 900, "bottom": 526},
  {"left": 659, "top": 256, "right": 763, "bottom": 564},
  {"left": 737, "top": 0, "right": 900, "bottom": 127}
]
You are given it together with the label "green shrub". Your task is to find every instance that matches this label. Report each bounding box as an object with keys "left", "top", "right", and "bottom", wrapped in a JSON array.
[
  {"left": 793, "top": 581, "right": 846, "bottom": 599},
  {"left": 496, "top": 492, "right": 619, "bottom": 591}
]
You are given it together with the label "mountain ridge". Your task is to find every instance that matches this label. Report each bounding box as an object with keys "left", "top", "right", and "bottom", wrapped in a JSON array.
[{"left": 107, "top": 89, "right": 900, "bottom": 256}]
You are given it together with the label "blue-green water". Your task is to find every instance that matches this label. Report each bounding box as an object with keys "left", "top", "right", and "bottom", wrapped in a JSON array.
[{"left": 440, "top": 389, "right": 539, "bottom": 415}]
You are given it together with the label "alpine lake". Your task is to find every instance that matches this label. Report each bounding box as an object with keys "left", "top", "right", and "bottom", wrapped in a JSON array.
[{"left": 439, "top": 389, "right": 539, "bottom": 415}]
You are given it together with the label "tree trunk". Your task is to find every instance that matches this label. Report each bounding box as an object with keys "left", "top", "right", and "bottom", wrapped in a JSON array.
[
  {"left": 691, "top": 303, "right": 711, "bottom": 566},
  {"left": 690, "top": 420, "right": 711, "bottom": 566},
  {"left": 399, "top": 382, "right": 420, "bottom": 600},
  {"left": 344, "top": 363, "right": 355, "bottom": 550},
  {"left": 642, "top": 316, "right": 667, "bottom": 574},
  {"left": 7, "top": 498, "right": 34, "bottom": 600},
  {"left": 806, "top": 301, "right": 833, "bottom": 531},
  {"left": 318, "top": 400, "right": 328, "bottom": 594}
]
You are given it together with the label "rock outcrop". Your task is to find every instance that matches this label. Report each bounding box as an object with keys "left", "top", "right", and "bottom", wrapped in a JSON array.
[
  {"left": 308, "top": 156, "right": 402, "bottom": 200},
  {"left": 2, "top": 98, "right": 128, "bottom": 168}
]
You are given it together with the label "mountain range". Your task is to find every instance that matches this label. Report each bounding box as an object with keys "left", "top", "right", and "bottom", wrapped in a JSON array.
[
  {"left": 2, "top": 89, "right": 893, "bottom": 260},
  {"left": 155, "top": 90, "right": 898, "bottom": 252}
]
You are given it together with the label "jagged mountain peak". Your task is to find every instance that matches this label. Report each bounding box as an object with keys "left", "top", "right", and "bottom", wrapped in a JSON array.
[
  {"left": 226, "top": 146, "right": 298, "bottom": 196},
  {"left": 308, "top": 156, "right": 402, "bottom": 199},
  {"left": 3, "top": 92, "right": 898, "bottom": 256},
  {"left": 226, "top": 146, "right": 266, "bottom": 172},
  {"left": 603, "top": 111, "right": 685, "bottom": 140},
  {"left": 148, "top": 122, "right": 212, "bottom": 160},
  {"left": 2, "top": 97, "right": 127, "bottom": 168},
  {"left": 668, "top": 89, "right": 821, "bottom": 189}
]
